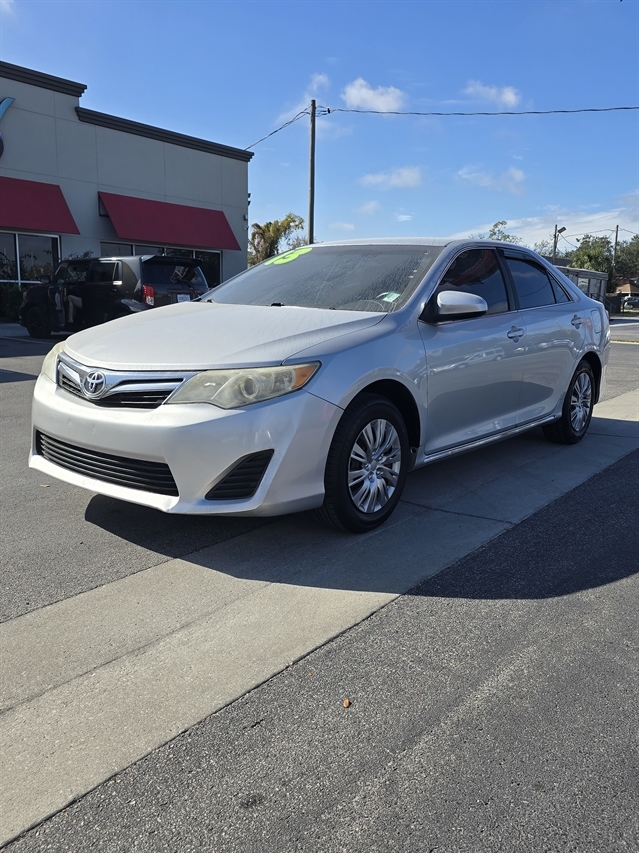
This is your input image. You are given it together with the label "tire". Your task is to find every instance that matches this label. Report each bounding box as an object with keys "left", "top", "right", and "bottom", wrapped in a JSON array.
[
  {"left": 25, "top": 306, "right": 51, "bottom": 339},
  {"left": 315, "top": 393, "right": 409, "bottom": 533},
  {"left": 542, "top": 360, "right": 595, "bottom": 445}
]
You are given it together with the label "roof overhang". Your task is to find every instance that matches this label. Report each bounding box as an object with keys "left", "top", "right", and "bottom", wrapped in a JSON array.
[
  {"left": 98, "top": 192, "right": 241, "bottom": 252},
  {"left": 0, "top": 176, "right": 80, "bottom": 234}
]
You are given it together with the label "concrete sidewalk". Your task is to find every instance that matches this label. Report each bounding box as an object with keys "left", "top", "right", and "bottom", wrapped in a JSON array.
[{"left": 1, "top": 389, "right": 637, "bottom": 846}]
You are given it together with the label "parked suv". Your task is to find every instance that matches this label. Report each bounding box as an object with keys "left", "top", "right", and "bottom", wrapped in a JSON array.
[{"left": 19, "top": 255, "right": 210, "bottom": 338}]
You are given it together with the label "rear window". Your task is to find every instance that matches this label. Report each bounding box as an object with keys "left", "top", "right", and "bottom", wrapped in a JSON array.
[
  {"left": 204, "top": 245, "right": 443, "bottom": 312},
  {"left": 142, "top": 262, "right": 208, "bottom": 292}
]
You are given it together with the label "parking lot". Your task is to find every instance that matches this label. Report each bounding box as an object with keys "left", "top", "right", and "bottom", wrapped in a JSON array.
[{"left": 1, "top": 327, "right": 638, "bottom": 851}]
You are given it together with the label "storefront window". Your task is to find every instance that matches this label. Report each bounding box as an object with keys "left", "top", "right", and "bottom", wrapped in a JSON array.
[
  {"left": 135, "top": 244, "right": 164, "bottom": 256},
  {"left": 195, "top": 250, "right": 221, "bottom": 287},
  {"left": 0, "top": 232, "right": 59, "bottom": 284},
  {"left": 101, "top": 242, "right": 133, "bottom": 256},
  {"left": 0, "top": 232, "right": 17, "bottom": 281},
  {"left": 18, "top": 234, "right": 59, "bottom": 282}
]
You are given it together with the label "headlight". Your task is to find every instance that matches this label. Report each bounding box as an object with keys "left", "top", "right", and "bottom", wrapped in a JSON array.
[
  {"left": 166, "top": 362, "right": 320, "bottom": 409},
  {"left": 41, "top": 341, "right": 66, "bottom": 383}
]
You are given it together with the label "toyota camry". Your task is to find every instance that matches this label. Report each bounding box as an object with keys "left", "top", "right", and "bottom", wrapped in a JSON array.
[{"left": 30, "top": 239, "right": 609, "bottom": 532}]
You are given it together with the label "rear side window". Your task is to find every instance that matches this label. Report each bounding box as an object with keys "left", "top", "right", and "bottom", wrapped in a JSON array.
[
  {"left": 87, "top": 262, "right": 118, "bottom": 283},
  {"left": 437, "top": 249, "right": 509, "bottom": 314},
  {"left": 66, "top": 262, "right": 89, "bottom": 283},
  {"left": 505, "top": 258, "right": 556, "bottom": 309}
]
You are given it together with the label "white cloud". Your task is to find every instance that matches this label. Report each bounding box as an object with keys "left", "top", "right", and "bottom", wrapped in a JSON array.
[
  {"left": 395, "top": 214, "right": 413, "bottom": 222},
  {"left": 360, "top": 166, "right": 422, "bottom": 189},
  {"left": 278, "top": 73, "right": 330, "bottom": 121},
  {"left": 0, "top": 0, "right": 16, "bottom": 13},
  {"left": 357, "top": 200, "right": 381, "bottom": 214},
  {"left": 446, "top": 207, "right": 639, "bottom": 248},
  {"left": 341, "top": 78, "right": 407, "bottom": 112},
  {"left": 464, "top": 79, "right": 521, "bottom": 109},
  {"left": 329, "top": 221, "right": 356, "bottom": 231},
  {"left": 457, "top": 165, "right": 526, "bottom": 195}
]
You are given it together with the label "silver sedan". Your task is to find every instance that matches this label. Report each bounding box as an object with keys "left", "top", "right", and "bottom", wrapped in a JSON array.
[{"left": 30, "top": 239, "right": 609, "bottom": 532}]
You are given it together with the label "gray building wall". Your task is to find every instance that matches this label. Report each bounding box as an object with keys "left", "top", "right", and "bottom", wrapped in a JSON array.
[{"left": 0, "top": 64, "right": 251, "bottom": 281}]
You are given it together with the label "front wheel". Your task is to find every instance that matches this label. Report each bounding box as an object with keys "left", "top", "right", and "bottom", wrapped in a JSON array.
[
  {"left": 542, "top": 360, "right": 595, "bottom": 445},
  {"left": 315, "top": 393, "right": 409, "bottom": 533},
  {"left": 25, "top": 306, "right": 51, "bottom": 339}
]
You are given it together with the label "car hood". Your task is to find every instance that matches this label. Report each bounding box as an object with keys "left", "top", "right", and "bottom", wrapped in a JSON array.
[{"left": 63, "top": 301, "right": 385, "bottom": 370}]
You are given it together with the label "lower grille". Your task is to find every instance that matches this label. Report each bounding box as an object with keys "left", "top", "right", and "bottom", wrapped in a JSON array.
[
  {"left": 36, "top": 431, "right": 179, "bottom": 496},
  {"left": 206, "top": 450, "right": 274, "bottom": 501}
]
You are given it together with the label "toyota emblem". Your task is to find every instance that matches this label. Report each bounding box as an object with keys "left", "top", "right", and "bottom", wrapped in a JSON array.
[{"left": 82, "top": 370, "right": 107, "bottom": 398}]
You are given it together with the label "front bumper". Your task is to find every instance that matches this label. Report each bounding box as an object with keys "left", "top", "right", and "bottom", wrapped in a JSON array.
[{"left": 30, "top": 374, "right": 342, "bottom": 516}]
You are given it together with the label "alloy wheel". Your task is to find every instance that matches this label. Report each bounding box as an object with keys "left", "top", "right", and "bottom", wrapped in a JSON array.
[{"left": 348, "top": 418, "right": 402, "bottom": 513}]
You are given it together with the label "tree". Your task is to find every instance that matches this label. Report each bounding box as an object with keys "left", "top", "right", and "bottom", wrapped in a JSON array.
[
  {"left": 248, "top": 213, "right": 305, "bottom": 265},
  {"left": 614, "top": 235, "right": 639, "bottom": 284},
  {"left": 470, "top": 221, "right": 523, "bottom": 244},
  {"left": 570, "top": 235, "right": 613, "bottom": 275},
  {"left": 532, "top": 238, "right": 568, "bottom": 259}
]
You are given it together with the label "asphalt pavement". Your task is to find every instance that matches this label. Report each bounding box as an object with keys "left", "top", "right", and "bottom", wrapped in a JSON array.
[{"left": 1, "top": 328, "right": 638, "bottom": 852}]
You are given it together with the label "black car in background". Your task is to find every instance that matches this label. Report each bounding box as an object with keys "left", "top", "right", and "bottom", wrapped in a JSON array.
[{"left": 19, "top": 255, "right": 210, "bottom": 338}]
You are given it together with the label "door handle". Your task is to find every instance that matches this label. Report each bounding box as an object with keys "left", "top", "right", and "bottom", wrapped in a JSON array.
[
  {"left": 507, "top": 326, "right": 524, "bottom": 341},
  {"left": 571, "top": 314, "right": 583, "bottom": 328}
]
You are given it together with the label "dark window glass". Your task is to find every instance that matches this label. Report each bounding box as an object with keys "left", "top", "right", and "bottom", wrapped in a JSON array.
[
  {"left": 135, "top": 244, "right": 163, "bottom": 256},
  {"left": 87, "top": 262, "right": 118, "bottom": 283},
  {"left": 62, "top": 261, "right": 90, "bottom": 283},
  {"left": 101, "top": 242, "right": 132, "bottom": 256},
  {"left": 437, "top": 249, "right": 509, "bottom": 314},
  {"left": 506, "top": 258, "right": 556, "bottom": 309},
  {"left": 206, "top": 245, "right": 443, "bottom": 312},
  {"left": 0, "top": 232, "right": 17, "bottom": 281},
  {"left": 549, "top": 275, "right": 571, "bottom": 303},
  {"left": 195, "top": 250, "right": 221, "bottom": 288},
  {"left": 18, "top": 235, "right": 59, "bottom": 282},
  {"left": 167, "top": 247, "right": 195, "bottom": 259}
]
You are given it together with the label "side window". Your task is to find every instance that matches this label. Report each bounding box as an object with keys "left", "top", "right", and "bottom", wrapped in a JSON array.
[
  {"left": 437, "top": 249, "right": 509, "bottom": 314},
  {"left": 548, "top": 275, "right": 572, "bottom": 304},
  {"left": 87, "top": 262, "right": 118, "bottom": 283},
  {"left": 66, "top": 263, "right": 89, "bottom": 284},
  {"left": 505, "top": 258, "right": 557, "bottom": 309}
]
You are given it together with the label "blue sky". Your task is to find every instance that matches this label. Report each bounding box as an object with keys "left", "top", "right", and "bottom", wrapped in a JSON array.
[{"left": 1, "top": 0, "right": 637, "bottom": 251}]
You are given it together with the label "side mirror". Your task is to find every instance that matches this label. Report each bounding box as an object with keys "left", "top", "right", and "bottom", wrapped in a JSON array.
[{"left": 421, "top": 290, "right": 488, "bottom": 323}]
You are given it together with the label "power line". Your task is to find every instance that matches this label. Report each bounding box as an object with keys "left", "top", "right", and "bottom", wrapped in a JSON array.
[
  {"left": 245, "top": 110, "right": 309, "bottom": 150},
  {"left": 246, "top": 104, "right": 639, "bottom": 149},
  {"left": 323, "top": 106, "right": 639, "bottom": 117}
]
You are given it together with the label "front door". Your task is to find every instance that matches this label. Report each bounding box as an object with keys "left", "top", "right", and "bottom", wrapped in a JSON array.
[{"left": 419, "top": 248, "right": 526, "bottom": 454}]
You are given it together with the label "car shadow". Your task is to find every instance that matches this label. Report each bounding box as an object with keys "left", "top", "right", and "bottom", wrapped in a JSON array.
[{"left": 84, "top": 449, "right": 639, "bottom": 601}]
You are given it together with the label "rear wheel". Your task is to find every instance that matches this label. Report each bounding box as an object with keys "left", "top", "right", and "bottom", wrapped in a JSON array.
[
  {"left": 315, "top": 393, "right": 409, "bottom": 533},
  {"left": 25, "top": 306, "right": 51, "bottom": 339},
  {"left": 542, "top": 360, "right": 595, "bottom": 445}
]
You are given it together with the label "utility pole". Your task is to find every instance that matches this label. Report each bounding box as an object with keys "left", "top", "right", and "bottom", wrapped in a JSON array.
[
  {"left": 612, "top": 224, "right": 619, "bottom": 284},
  {"left": 308, "top": 99, "right": 316, "bottom": 245},
  {"left": 551, "top": 224, "right": 566, "bottom": 265}
]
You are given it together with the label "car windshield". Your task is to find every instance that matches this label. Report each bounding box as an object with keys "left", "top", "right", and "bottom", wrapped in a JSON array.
[{"left": 202, "top": 245, "right": 443, "bottom": 312}]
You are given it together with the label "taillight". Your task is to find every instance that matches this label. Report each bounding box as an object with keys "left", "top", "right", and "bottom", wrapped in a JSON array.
[{"left": 142, "top": 285, "right": 155, "bottom": 306}]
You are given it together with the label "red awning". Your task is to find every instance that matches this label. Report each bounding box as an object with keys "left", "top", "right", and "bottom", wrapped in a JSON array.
[
  {"left": 98, "top": 192, "right": 241, "bottom": 251},
  {"left": 0, "top": 176, "right": 79, "bottom": 234}
]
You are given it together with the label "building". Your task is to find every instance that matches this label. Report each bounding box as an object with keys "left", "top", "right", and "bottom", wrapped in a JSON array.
[{"left": 0, "top": 61, "right": 253, "bottom": 316}]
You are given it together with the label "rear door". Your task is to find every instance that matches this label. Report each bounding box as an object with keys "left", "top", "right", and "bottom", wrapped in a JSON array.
[
  {"left": 500, "top": 252, "right": 584, "bottom": 424},
  {"left": 82, "top": 261, "right": 120, "bottom": 326}
]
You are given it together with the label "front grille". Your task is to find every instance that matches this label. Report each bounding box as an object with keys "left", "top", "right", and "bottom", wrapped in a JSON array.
[
  {"left": 206, "top": 450, "right": 274, "bottom": 501},
  {"left": 36, "top": 431, "right": 179, "bottom": 496},
  {"left": 59, "top": 374, "right": 178, "bottom": 409},
  {"left": 56, "top": 354, "right": 190, "bottom": 410}
]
